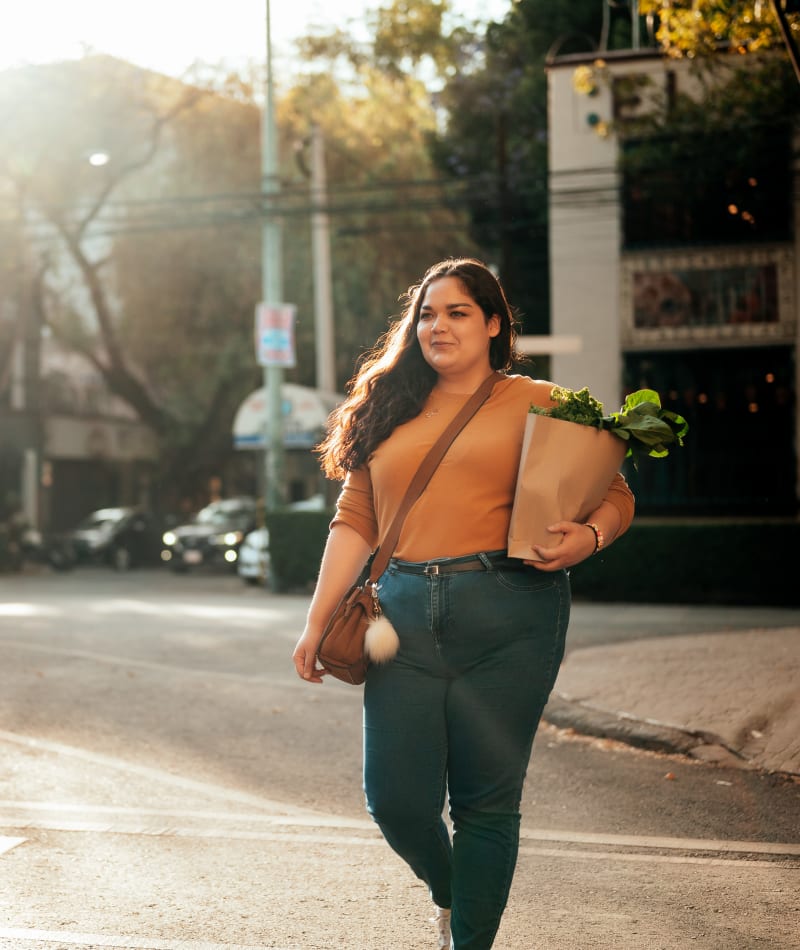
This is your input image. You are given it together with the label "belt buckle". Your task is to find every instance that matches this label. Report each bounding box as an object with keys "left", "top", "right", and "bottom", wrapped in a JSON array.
[{"left": 423, "top": 563, "right": 440, "bottom": 575}]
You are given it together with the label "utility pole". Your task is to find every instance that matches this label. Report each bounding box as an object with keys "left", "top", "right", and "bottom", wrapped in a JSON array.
[
  {"left": 310, "top": 123, "right": 336, "bottom": 394},
  {"left": 261, "top": 0, "right": 285, "bottom": 510}
]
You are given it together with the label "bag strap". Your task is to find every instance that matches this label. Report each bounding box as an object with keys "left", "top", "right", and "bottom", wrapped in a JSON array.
[{"left": 367, "top": 371, "right": 503, "bottom": 584}]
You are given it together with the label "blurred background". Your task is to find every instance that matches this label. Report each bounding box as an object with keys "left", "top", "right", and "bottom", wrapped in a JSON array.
[{"left": 1, "top": 0, "right": 798, "bottom": 601}]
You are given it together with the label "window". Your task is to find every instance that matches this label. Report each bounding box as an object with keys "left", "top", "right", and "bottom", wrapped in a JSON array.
[
  {"left": 621, "top": 124, "right": 792, "bottom": 248},
  {"left": 632, "top": 263, "right": 778, "bottom": 330},
  {"left": 622, "top": 346, "right": 795, "bottom": 516}
]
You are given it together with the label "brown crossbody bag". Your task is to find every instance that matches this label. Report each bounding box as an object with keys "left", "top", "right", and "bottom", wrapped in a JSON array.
[{"left": 316, "top": 372, "right": 501, "bottom": 685}]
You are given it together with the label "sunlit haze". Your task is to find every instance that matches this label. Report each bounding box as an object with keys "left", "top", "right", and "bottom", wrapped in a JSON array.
[{"left": 1, "top": 0, "right": 512, "bottom": 78}]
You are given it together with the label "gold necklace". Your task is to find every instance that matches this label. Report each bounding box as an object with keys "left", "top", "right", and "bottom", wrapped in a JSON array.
[{"left": 424, "top": 394, "right": 440, "bottom": 418}]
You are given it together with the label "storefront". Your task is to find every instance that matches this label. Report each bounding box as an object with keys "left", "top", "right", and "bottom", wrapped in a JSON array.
[{"left": 232, "top": 383, "right": 341, "bottom": 503}]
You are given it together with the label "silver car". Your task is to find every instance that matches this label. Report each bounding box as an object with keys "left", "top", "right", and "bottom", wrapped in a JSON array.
[{"left": 236, "top": 527, "right": 271, "bottom": 586}]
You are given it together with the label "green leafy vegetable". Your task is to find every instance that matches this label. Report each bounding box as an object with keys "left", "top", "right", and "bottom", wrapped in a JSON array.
[
  {"left": 536, "top": 385, "right": 604, "bottom": 426},
  {"left": 530, "top": 386, "right": 688, "bottom": 463}
]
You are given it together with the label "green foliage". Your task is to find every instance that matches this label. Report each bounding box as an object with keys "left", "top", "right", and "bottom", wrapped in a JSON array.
[
  {"left": 534, "top": 386, "right": 605, "bottom": 425},
  {"left": 372, "top": 0, "right": 456, "bottom": 76},
  {"left": 570, "top": 520, "right": 800, "bottom": 606},
  {"left": 0, "top": 525, "right": 10, "bottom": 572},
  {"left": 615, "top": 52, "right": 798, "bottom": 251},
  {"left": 282, "top": 51, "right": 482, "bottom": 390},
  {"left": 603, "top": 390, "right": 689, "bottom": 460},
  {"left": 619, "top": 52, "right": 799, "bottom": 147},
  {"left": 265, "top": 509, "right": 332, "bottom": 591},
  {"left": 638, "top": 0, "right": 799, "bottom": 58},
  {"left": 530, "top": 386, "right": 689, "bottom": 462},
  {"left": 295, "top": 0, "right": 491, "bottom": 83},
  {"left": 428, "top": 0, "right": 611, "bottom": 334},
  {"left": 263, "top": 511, "right": 799, "bottom": 605}
]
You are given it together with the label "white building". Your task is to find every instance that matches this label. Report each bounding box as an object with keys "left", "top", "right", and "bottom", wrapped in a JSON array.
[{"left": 546, "top": 48, "right": 797, "bottom": 515}]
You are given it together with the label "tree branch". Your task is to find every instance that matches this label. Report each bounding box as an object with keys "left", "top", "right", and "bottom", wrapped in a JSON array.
[
  {"left": 75, "top": 87, "right": 209, "bottom": 240},
  {"left": 770, "top": 0, "right": 800, "bottom": 85},
  {"left": 47, "top": 215, "right": 172, "bottom": 435}
]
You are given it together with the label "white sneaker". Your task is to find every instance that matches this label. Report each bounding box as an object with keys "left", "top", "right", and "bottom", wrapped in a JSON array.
[{"left": 430, "top": 905, "right": 451, "bottom": 949}]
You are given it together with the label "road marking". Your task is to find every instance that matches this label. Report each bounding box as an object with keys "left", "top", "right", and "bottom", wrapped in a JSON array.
[
  {"left": 1, "top": 800, "right": 798, "bottom": 857},
  {"left": 0, "top": 599, "right": 294, "bottom": 624},
  {"left": 1, "top": 803, "right": 797, "bottom": 868},
  {"left": 3, "top": 819, "right": 796, "bottom": 868},
  {"left": 0, "top": 603, "right": 60, "bottom": 617},
  {"left": 0, "top": 800, "right": 374, "bottom": 830},
  {"left": 519, "top": 827, "right": 800, "bottom": 857},
  {"left": 0, "top": 818, "right": 794, "bottom": 870},
  {"left": 0, "top": 836, "right": 26, "bottom": 855},
  {"left": 0, "top": 731, "right": 326, "bottom": 819},
  {"left": 0, "top": 639, "right": 285, "bottom": 683},
  {"left": 89, "top": 599, "right": 288, "bottom": 623},
  {"left": 1, "top": 731, "right": 796, "bottom": 873},
  {"left": 517, "top": 844, "right": 799, "bottom": 869},
  {"left": 0, "top": 930, "right": 283, "bottom": 949},
  {"left": 3, "top": 819, "right": 381, "bottom": 847}
]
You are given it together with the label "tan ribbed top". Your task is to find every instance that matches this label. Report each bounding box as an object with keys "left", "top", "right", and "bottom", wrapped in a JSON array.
[{"left": 332, "top": 374, "right": 635, "bottom": 561}]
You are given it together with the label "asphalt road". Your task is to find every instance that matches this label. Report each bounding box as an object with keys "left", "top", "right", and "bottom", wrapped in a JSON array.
[{"left": 0, "top": 568, "right": 798, "bottom": 950}]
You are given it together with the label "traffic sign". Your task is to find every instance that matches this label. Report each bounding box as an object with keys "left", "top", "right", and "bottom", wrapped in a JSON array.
[{"left": 255, "top": 303, "right": 296, "bottom": 367}]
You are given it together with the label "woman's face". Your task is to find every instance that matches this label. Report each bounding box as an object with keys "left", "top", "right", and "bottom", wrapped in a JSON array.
[{"left": 416, "top": 277, "right": 500, "bottom": 386}]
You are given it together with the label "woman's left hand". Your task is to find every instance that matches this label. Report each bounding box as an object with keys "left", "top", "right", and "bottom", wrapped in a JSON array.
[{"left": 525, "top": 521, "right": 597, "bottom": 572}]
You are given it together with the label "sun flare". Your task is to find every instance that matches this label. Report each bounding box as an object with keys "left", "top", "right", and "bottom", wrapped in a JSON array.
[{"left": 1, "top": 0, "right": 510, "bottom": 77}]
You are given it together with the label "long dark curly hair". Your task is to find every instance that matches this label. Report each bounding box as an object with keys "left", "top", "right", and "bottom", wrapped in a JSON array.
[{"left": 317, "top": 258, "right": 523, "bottom": 480}]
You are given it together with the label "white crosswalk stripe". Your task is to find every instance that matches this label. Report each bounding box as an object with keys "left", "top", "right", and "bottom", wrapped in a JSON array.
[{"left": 0, "top": 930, "right": 288, "bottom": 949}]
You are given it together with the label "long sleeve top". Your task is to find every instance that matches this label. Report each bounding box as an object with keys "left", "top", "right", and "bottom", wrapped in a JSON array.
[{"left": 331, "top": 374, "right": 635, "bottom": 562}]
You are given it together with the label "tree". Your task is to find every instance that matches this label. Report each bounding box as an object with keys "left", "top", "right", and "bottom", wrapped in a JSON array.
[
  {"left": 0, "top": 33, "right": 485, "bottom": 510},
  {"left": 639, "top": 0, "right": 799, "bottom": 59},
  {"left": 289, "top": 0, "right": 640, "bottom": 341},
  {"left": 430, "top": 0, "right": 620, "bottom": 336},
  {"left": 0, "top": 56, "right": 264, "bottom": 506},
  {"left": 285, "top": 6, "right": 485, "bottom": 386},
  {"left": 622, "top": 2, "right": 800, "bottom": 199}
]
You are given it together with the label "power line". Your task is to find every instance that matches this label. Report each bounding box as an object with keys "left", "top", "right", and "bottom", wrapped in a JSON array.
[
  {"left": 0, "top": 163, "right": 626, "bottom": 225},
  {"left": 1, "top": 154, "right": 774, "bottom": 243}
]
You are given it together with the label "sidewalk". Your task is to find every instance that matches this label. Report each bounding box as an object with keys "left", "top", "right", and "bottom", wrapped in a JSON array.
[{"left": 545, "top": 624, "right": 800, "bottom": 776}]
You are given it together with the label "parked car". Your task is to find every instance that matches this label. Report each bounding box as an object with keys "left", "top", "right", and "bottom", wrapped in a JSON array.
[
  {"left": 235, "top": 495, "right": 327, "bottom": 588},
  {"left": 236, "top": 527, "right": 271, "bottom": 586},
  {"left": 286, "top": 493, "right": 327, "bottom": 511},
  {"left": 161, "top": 497, "right": 257, "bottom": 572},
  {"left": 65, "top": 507, "right": 163, "bottom": 569},
  {"left": 15, "top": 526, "right": 78, "bottom": 571}
]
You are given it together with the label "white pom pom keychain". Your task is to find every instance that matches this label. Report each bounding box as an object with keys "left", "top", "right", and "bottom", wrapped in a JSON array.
[{"left": 364, "top": 613, "right": 400, "bottom": 664}]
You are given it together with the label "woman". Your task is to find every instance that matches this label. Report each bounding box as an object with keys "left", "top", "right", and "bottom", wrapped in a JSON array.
[{"left": 292, "top": 258, "right": 634, "bottom": 949}]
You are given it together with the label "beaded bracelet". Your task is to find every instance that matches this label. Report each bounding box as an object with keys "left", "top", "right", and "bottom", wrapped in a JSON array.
[{"left": 584, "top": 522, "right": 605, "bottom": 553}]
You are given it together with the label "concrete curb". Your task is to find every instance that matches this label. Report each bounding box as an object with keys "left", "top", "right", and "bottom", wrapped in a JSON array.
[{"left": 543, "top": 694, "right": 750, "bottom": 766}]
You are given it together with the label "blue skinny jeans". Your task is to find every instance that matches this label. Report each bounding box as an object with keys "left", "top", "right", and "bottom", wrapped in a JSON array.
[{"left": 363, "top": 552, "right": 571, "bottom": 950}]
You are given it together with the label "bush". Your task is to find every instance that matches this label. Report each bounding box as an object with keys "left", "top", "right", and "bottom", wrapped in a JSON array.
[
  {"left": 569, "top": 519, "right": 799, "bottom": 606},
  {"left": 264, "top": 513, "right": 798, "bottom": 605},
  {"left": 265, "top": 509, "right": 332, "bottom": 592},
  {"left": 0, "top": 525, "right": 9, "bottom": 572}
]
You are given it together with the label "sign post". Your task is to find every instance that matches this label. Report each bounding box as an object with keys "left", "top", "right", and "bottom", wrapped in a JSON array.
[
  {"left": 255, "top": 303, "right": 297, "bottom": 369},
  {"left": 260, "top": 0, "right": 287, "bottom": 516}
]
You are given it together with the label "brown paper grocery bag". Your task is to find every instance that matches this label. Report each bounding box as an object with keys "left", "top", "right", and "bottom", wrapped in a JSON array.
[{"left": 507, "top": 413, "right": 626, "bottom": 561}]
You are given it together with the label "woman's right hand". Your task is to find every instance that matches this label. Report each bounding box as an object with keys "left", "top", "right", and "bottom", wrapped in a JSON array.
[
  {"left": 292, "top": 627, "right": 328, "bottom": 684},
  {"left": 291, "top": 523, "right": 373, "bottom": 686}
]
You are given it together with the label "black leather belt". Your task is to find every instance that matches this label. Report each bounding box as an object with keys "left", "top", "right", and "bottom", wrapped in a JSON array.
[{"left": 389, "top": 552, "right": 528, "bottom": 575}]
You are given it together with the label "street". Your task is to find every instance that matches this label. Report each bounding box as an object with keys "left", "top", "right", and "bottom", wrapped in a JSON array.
[{"left": 0, "top": 568, "right": 798, "bottom": 950}]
